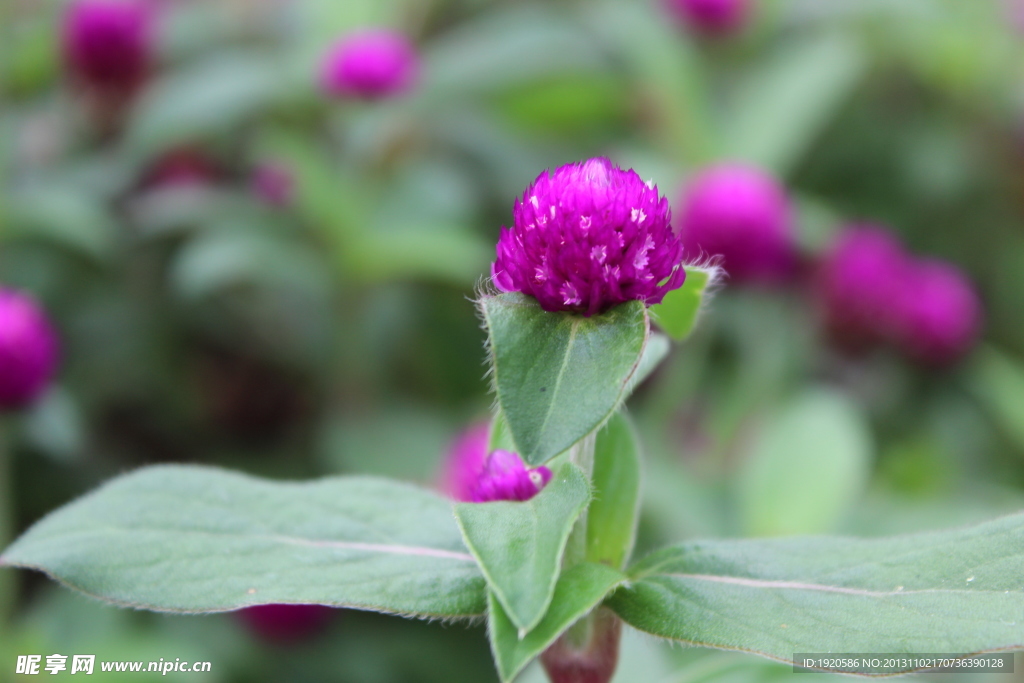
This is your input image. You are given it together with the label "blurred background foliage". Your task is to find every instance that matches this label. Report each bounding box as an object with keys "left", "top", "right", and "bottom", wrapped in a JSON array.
[{"left": 3, "top": 0, "right": 1024, "bottom": 680}]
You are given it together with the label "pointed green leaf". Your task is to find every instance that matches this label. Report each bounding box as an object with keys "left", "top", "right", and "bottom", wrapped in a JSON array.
[
  {"left": 608, "top": 513, "right": 1024, "bottom": 671},
  {"left": 586, "top": 413, "right": 641, "bottom": 570},
  {"left": 0, "top": 465, "right": 485, "bottom": 618},
  {"left": 488, "top": 562, "right": 626, "bottom": 683},
  {"left": 453, "top": 463, "right": 590, "bottom": 633},
  {"left": 480, "top": 292, "right": 648, "bottom": 466},
  {"left": 649, "top": 264, "right": 718, "bottom": 342}
]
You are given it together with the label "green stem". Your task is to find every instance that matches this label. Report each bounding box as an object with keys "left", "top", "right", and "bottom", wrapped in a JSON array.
[
  {"left": 563, "top": 430, "right": 596, "bottom": 570},
  {"left": 0, "top": 417, "right": 13, "bottom": 635}
]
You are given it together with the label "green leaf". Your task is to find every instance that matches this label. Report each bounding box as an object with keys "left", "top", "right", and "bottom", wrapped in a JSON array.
[
  {"left": 609, "top": 513, "right": 1024, "bottom": 671},
  {"left": 480, "top": 293, "right": 649, "bottom": 466},
  {"left": 0, "top": 465, "right": 485, "bottom": 618},
  {"left": 736, "top": 387, "right": 872, "bottom": 536},
  {"left": 970, "top": 346, "right": 1024, "bottom": 455},
  {"left": 721, "top": 33, "right": 866, "bottom": 176},
  {"left": 488, "top": 562, "right": 626, "bottom": 683},
  {"left": 649, "top": 264, "right": 719, "bottom": 342},
  {"left": 622, "top": 332, "right": 670, "bottom": 399},
  {"left": 453, "top": 463, "right": 591, "bottom": 633},
  {"left": 586, "top": 413, "right": 641, "bottom": 570}
]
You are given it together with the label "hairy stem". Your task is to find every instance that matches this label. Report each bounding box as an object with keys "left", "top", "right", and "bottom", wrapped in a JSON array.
[{"left": 563, "top": 430, "right": 596, "bottom": 569}]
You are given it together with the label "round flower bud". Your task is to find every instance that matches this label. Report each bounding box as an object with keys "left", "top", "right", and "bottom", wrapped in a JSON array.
[
  {"left": 664, "top": 0, "right": 751, "bottom": 36},
  {"left": 678, "top": 163, "right": 796, "bottom": 284},
  {"left": 817, "top": 226, "right": 910, "bottom": 353},
  {"left": 319, "top": 29, "right": 419, "bottom": 100},
  {"left": 62, "top": 0, "right": 153, "bottom": 95},
  {"left": 0, "top": 288, "right": 60, "bottom": 411},
  {"left": 440, "top": 423, "right": 552, "bottom": 503},
  {"left": 892, "top": 259, "right": 982, "bottom": 367},
  {"left": 237, "top": 604, "right": 334, "bottom": 644},
  {"left": 492, "top": 157, "right": 686, "bottom": 316}
]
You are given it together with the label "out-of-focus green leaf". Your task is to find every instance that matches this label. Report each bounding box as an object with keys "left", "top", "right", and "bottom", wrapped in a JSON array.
[
  {"left": 722, "top": 33, "right": 867, "bottom": 176},
  {"left": 168, "top": 229, "right": 331, "bottom": 300},
  {"left": 23, "top": 387, "right": 85, "bottom": 464},
  {"left": 736, "top": 387, "right": 872, "bottom": 536},
  {"left": 127, "top": 53, "right": 285, "bottom": 155},
  {"left": 0, "top": 465, "right": 486, "bottom": 618},
  {"left": 488, "top": 563, "right": 626, "bottom": 683},
  {"left": 610, "top": 514, "right": 1024, "bottom": 672},
  {"left": 453, "top": 463, "right": 590, "bottom": 633},
  {"left": 649, "top": 264, "right": 719, "bottom": 341},
  {"left": 586, "top": 413, "right": 641, "bottom": 570},
  {"left": 4, "top": 186, "right": 117, "bottom": 261},
  {"left": 349, "top": 225, "right": 491, "bottom": 288},
  {"left": 970, "top": 346, "right": 1024, "bottom": 455},
  {"left": 479, "top": 293, "right": 648, "bottom": 466}
]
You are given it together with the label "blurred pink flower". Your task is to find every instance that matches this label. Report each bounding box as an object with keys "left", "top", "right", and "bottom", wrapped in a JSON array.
[
  {"left": 441, "top": 422, "right": 552, "bottom": 503},
  {"left": 237, "top": 604, "right": 334, "bottom": 644},
  {"left": 62, "top": 0, "right": 153, "bottom": 96},
  {"left": 664, "top": 0, "right": 751, "bottom": 36},
  {"left": 492, "top": 157, "right": 686, "bottom": 316},
  {"left": 252, "top": 162, "right": 294, "bottom": 208},
  {"left": 678, "top": 164, "right": 796, "bottom": 284},
  {"left": 319, "top": 29, "right": 419, "bottom": 100},
  {"left": 0, "top": 288, "right": 60, "bottom": 411}
]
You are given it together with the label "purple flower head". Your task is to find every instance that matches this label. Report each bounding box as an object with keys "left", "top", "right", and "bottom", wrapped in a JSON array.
[
  {"left": 818, "top": 225, "right": 910, "bottom": 353},
  {"left": 492, "top": 157, "right": 686, "bottom": 316},
  {"left": 469, "top": 449, "right": 553, "bottom": 503},
  {"left": 678, "top": 163, "right": 796, "bottom": 284},
  {"left": 664, "top": 0, "right": 751, "bottom": 36},
  {"left": 892, "top": 259, "right": 982, "bottom": 367},
  {"left": 440, "top": 422, "right": 552, "bottom": 503},
  {"left": 237, "top": 604, "right": 334, "bottom": 644},
  {"left": 319, "top": 29, "right": 419, "bottom": 100},
  {"left": 252, "top": 162, "right": 294, "bottom": 208},
  {"left": 62, "top": 0, "right": 153, "bottom": 94},
  {"left": 0, "top": 288, "right": 60, "bottom": 411}
]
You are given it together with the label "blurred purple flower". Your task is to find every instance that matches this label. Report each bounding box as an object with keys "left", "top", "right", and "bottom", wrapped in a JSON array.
[
  {"left": 252, "top": 162, "right": 294, "bottom": 208},
  {"left": 0, "top": 288, "right": 60, "bottom": 411},
  {"left": 441, "top": 422, "right": 552, "bottom": 503},
  {"left": 319, "top": 29, "right": 419, "bottom": 100},
  {"left": 678, "top": 163, "right": 796, "bottom": 284},
  {"left": 62, "top": 0, "right": 153, "bottom": 95},
  {"left": 492, "top": 157, "right": 686, "bottom": 316},
  {"left": 664, "top": 0, "right": 751, "bottom": 36},
  {"left": 818, "top": 225, "right": 910, "bottom": 352},
  {"left": 892, "top": 259, "right": 982, "bottom": 367},
  {"left": 237, "top": 604, "right": 334, "bottom": 644}
]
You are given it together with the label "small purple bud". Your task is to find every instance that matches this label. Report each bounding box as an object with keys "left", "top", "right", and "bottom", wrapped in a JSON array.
[
  {"left": 678, "top": 164, "right": 796, "bottom": 284},
  {"left": 0, "top": 288, "right": 60, "bottom": 412},
  {"left": 664, "top": 0, "right": 751, "bottom": 36},
  {"left": 817, "top": 226, "right": 910, "bottom": 353},
  {"left": 491, "top": 157, "right": 686, "bottom": 316},
  {"left": 319, "top": 29, "right": 419, "bottom": 100},
  {"left": 440, "top": 423, "right": 552, "bottom": 503},
  {"left": 892, "top": 259, "right": 982, "bottom": 367},
  {"left": 237, "top": 604, "right": 334, "bottom": 644},
  {"left": 252, "top": 162, "right": 294, "bottom": 208},
  {"left": 62, "top": 0, "right": 153, "bottom": 95}
]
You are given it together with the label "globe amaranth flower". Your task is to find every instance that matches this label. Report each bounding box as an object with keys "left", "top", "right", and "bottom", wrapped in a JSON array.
[
  {"left": 664, "top": 0, "right": 751, "bottom": 36},
  {"left": 817, "top": 225, "right": 911, "bottom": 353},
  {"left": 892, "top": 259, "right": 981, "bottom": 367},
  {"left": 62, "top": 0, "right": 153, "bottom": 95},
  {"left": 237, "top": 604, "right": 334, "bottom": 644},
  {"left": 492, "top": 157, "right": 686, "bottom": 317},
  {"left": 320, "top": 29, "right": 419, "bottom": 100},
  {"left": 678, "top": 163, "right": 796, "bottom": 284},
  {"left": 441, "top": 422, "right": 552, "bottom": 503},
  {"left": 0, "top": 288, "right": 60, "bottom": 411}
]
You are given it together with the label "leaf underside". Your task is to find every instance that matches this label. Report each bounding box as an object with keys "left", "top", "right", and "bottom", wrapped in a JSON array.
[{"left": 0, "top": 465, "right": 486, "bottom": 618}]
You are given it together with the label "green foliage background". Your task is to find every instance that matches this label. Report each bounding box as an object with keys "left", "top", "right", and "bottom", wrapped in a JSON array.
[{"left": 3, "top": 0, "right": 1024, "bottom": 680}]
